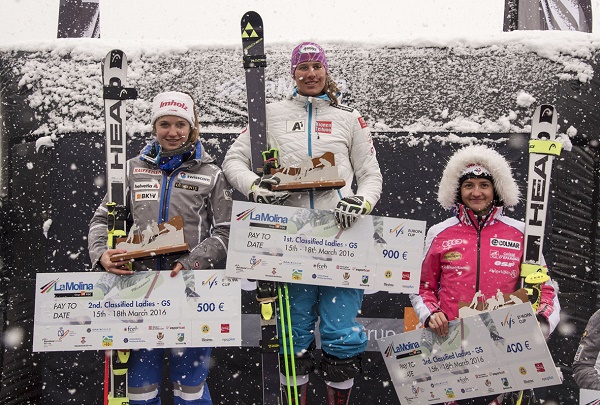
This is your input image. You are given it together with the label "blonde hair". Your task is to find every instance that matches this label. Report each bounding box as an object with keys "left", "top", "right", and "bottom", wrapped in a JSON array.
[
  {"left": 188, "top": 105, "right": 200, "bottom": 144},
  {"left": 324, "top": 74, "right": 340, "bottom": 106}
]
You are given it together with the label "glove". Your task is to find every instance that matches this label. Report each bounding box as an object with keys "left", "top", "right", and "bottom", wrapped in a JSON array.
[
  {"left": 248, "top": 176, "right": 290, "bottom": 205},
  {"left": 255, "top": 174, "right": 281, "bottom": 188},
  {"left": 334, "top": 196, "right": 371, "bottom": 229}
]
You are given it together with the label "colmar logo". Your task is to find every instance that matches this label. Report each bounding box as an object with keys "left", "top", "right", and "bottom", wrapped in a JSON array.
[{"left": 490, "top": 238, "right": 521, "bottom": 250}]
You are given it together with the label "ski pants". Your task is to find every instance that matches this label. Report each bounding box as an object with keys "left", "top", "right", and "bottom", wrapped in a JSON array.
[
  {"left": 285, "top": 283, "right": 367, "bottom": 358},
  {"left": 128, "top": 347, "right": 212, "bottom": 405}
]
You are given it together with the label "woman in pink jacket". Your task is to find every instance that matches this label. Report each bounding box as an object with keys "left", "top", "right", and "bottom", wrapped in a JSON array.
[{"left": 410, "top": 144, "right": 560, "bottom": 405}]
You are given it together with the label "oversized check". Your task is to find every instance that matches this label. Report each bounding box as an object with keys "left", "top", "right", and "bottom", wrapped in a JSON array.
[
  {"left": 377, "top": 303, "right": 561, "bottom": 404},
  {"left": 33, "top": 270, "right": 241, "bottom": 352},
  {"left": 226, "top": 200, "right": 426, "bottom": 293}
]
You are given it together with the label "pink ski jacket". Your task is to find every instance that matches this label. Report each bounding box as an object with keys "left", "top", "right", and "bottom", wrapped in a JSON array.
[{"left": 410, "top": 204, "right": 560, "bottom": 334}]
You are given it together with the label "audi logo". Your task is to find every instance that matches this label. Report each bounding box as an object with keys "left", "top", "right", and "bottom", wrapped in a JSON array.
[{"left": 441, "top": 239, "right": 464, "bottom": 249}]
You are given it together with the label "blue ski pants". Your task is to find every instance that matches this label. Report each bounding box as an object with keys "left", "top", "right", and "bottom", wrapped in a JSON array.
[
  {"left": 128, "top": 347, "right": 212, "bottom": 405},
  {"left": 284, "top": 284, "right": 367, "bottom": 358}
]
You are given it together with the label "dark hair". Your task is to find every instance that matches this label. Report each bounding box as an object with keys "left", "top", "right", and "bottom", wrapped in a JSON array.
[{"left": 456, "top": 175, "right": 503, "bottom": 206}]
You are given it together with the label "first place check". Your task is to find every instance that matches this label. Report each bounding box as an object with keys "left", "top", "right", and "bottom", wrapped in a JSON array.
[{"left": 226, "top": 200, "right": 426, "bottom": 293}]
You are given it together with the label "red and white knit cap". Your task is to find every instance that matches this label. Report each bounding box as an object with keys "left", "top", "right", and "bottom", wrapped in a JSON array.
[{"left": 151, "top": 91, "right": 195, "bottom": 129}]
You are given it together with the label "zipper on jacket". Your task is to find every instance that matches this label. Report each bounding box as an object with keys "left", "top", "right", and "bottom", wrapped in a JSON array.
[
  {"left": 156, "top": 167, "right": 185, "bottom": 269},
  {"left": 476, "top": 226, "right": 481, "bottom": 294},
  {"left": 465, "top": 209, "right": 483, "bottom": 298},
  {"left": 315, "top": 107, "right": 320, "bottom": 139},
  {"left": 474, "top": 213, "right": 492, "bottom": 297},
  {"left": 306, "top": 98, "right": 315, "bottom": 209}
]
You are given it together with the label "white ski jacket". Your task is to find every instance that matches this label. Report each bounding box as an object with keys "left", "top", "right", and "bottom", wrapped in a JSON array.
[{"left": 223, "top": 94, "right": 382, "bottom": 211}]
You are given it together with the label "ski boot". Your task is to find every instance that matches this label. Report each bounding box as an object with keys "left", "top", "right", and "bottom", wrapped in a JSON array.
[{"left": 326, "top": 385, "right": 352, "bottom": 405}]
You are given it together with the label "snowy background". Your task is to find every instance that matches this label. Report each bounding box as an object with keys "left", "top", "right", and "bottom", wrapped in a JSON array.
[
  {"left": 0, "top": 0, "right": 536, "bottom": 45},
  {"left": 2, "top": 0, "right": 600, "bottom": 139},
  {"left": 1, "top": 1, "right": 600, "bottom": 404}
]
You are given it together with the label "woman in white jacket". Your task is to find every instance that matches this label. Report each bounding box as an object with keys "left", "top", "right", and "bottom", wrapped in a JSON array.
[{"left": 223, "top": 42, "right": 382, "bottom": 405}]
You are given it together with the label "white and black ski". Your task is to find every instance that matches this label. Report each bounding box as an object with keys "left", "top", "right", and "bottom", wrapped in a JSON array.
[
  {"left": 101, "top": 49, "right": 138, "bottom": 405},
  {"left": 521, "top": 104, "right": 561, "bottom": 308},
  {"left": 240, "top": 11, "right": 284, "bottom": 405}
]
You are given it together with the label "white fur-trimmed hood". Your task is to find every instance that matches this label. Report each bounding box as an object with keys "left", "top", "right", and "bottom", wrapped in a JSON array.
[{"left": 437, "top": 145, "right": 520, "bottom": 210}]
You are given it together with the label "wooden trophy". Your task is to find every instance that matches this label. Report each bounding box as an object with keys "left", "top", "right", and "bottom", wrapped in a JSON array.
[
  {"left": 110, "top": 216, "right": 189, "bottom": 262},
  {"left": 457, "top": 288, "right": 529, "bottom": 318},
  {"left": 270, "top": 152, "right": 345, "bottom": 192}
]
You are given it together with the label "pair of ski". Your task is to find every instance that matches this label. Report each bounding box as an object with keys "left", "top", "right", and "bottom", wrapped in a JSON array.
[
  {"left": 100, "top": 25, "right": 560, "bottom": 405},
  {"left": 242, "top": 11, "right": 301, "bottom": 405},
  {"left": 100, "top": 12, "right": 298, "bottom": 405},
  {"left": 241, "top": 11, "right": 562, "bottom": 404}
]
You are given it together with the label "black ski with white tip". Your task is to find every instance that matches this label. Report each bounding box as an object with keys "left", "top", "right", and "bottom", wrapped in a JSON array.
[
  {"left": 101, "top": 49, "right": 138, "bottom": 405},
  {"left": 241, "top": 11, "right": 284, "bottom": 405}
]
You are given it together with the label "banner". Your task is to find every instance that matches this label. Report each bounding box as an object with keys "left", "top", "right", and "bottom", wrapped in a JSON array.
[
  {"left": 33, "top": 270, "right": 241, "bottom": 351},
  {"left": 57, "top": 0, "right": 100, "bottom": 38},
  {"left": 226, "top": 201, "right": 426, "bottom": 293},
  {"left": 580, "top": 388, "right": 600, "bottom": 403},
  {"left": 503, "top": 0, "right": 592, "bottom": 32},
  {"left": 377, "top": 303, "right": 561, "bottom": 404}
]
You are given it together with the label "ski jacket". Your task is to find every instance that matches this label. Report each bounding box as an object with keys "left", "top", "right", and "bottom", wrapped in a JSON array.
[
  {"left": 223, "top": 93, "right": 382, "bottom": 210},
  {"left": 410, "top": 204, "right": 560, "bottom": 334},
  {"left": 573, "top": 309, "right": 600, "bottom": 389},
  {"left": 88, "top": 142, "right": 231, "bottom": 271}
]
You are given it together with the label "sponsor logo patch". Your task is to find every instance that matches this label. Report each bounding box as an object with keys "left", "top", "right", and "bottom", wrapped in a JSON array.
[
  {"left": 134, "top": 180, "right": 160, "bottom": 190},
  {"left": 133, "top": 168, "right": 162, "bottom": 176},
  {"left": 135, "top": 191, "right": 159, "bottom": 201},
  {"left": 358, "top": 116, "right": 367, "bottom": 129},
  {"left": 315, "top": 120, "right": 332, "bottom": 134},
  {"left": 444, "top": 251, "right": 462, "bottom": 261},
  {"left": 286, "top": 120, "right": 305, "bottom": 132},
  {"left": 175, "top": 182, "right": 198, "bottom": 192},
  {"left": 178, "top": 172, "right": 212, "bottom": 185},
  {"left": 490, "top": 238, "right": 521, "bottom": 250}
]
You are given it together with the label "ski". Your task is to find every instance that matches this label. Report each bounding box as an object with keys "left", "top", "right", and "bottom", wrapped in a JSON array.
[
  {"left": 241, "top": 10, "right": 270, "bottom": 175},
  {"left": 520, "top": 104, "right": 561, "bottom": 309},
  {"left": 101, "top": 49, "right": 138, "bottom": 405},
  {"left": 240, "top": 11, "right": 284, "bottom": 405}
]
